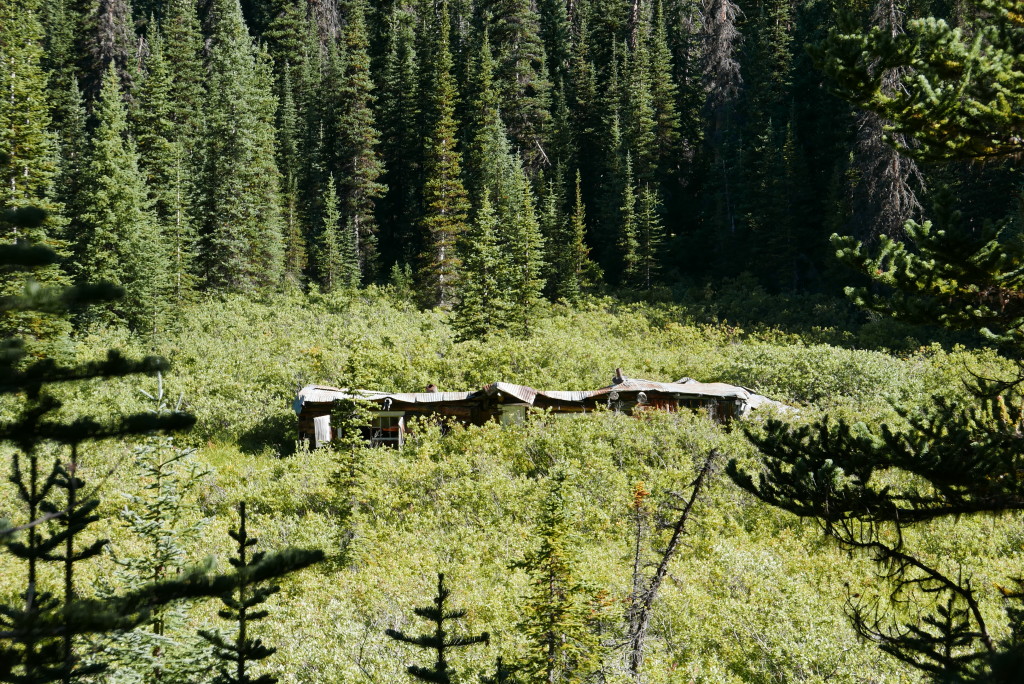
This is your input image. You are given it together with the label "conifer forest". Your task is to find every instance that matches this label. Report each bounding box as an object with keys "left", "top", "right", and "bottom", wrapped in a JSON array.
[{"left": 7, "top": 0, "right": 1024, "bottom": 680}]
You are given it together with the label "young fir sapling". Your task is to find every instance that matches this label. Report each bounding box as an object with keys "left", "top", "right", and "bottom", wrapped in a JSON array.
[{"left": 386, "top": 573, "right": 490, "bottom": 683}]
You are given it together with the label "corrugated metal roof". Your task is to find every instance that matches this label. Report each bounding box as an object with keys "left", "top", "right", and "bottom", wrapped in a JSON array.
[
  {"left": 295, "top": 378, "right": 783, "bottom": 415},
  {"left": 294, "top": 385, "right": 474, "bottom": 410},
  {"left": 486, "top": 382, "right": 538, "bottom": 404},
  {"left": 537, "top": 390, "right": 591, "bottom": 402},
  {"left": 596, "top": 379, "right": 751, "bottom": 399}
]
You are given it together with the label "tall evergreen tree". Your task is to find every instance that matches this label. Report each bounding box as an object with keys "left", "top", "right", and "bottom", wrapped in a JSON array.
[
  {"left": 334, "top": 0, "right": 386, "bottom": 280},
  {"left": 594, "top": 49, "right": 626, "bottom": 271},
  {"left": 500, "top": 165, "right": 547, "bottom": 335},
  {"left": 484, "top": 0, "right": 553, "bottom": 173},
  {"left": 316, "top": 175, "right": 359, "bottom": 292},
  {"left": 161, "top": 0, "right": 206, "bottom": 143},
  {"left": 565, "top": 17, "right": 600, "bottom": 179},
  {"left": 0, "top": 0, "right": 70, "bottom": 341},
  {"left": 201, "top": 0, "right": 285, "bottom": 291},
  {"left": 634, "top": 183, "right": 664, "bottom": 289},
  {"left": 376, "top": 9, "right": 422, "bottom": 271},
  {"left": 465, "top": 28, "right": 513, "bottom": 204},
  {"left": 277, "top": 70, "right": 307, "bottom": 284},
  {"left": 453, "top": 194, "right": 504, "bottom": 339},
  {"left": 418, "top": 2, "right": 470, "bottom": 309},
  {"left": 622, "top": 39, "right": 658, "bottom": 185},
  {"left": 3, "top": 7, "right": 52, "bottom": 182},
  {"left": 561, "top": 170, "right": 599, "bottom": 300},
  {"left": 264, "top": 0, "right": 308, "bottom": 77},
  {"left": 617, "top": 156, "right": 640, "bottom": 286},
  {"left": 135, "top": 28, "right": 197, "bottom": 301},
  {"left": 77, "top": 65, "right": 168, "bottom": 330},
  {"left": 537, "top": 0, "right": 573, "bottom": 87},
  {"left": 646, "top": 0, "right": 682, "bottom": 178}
]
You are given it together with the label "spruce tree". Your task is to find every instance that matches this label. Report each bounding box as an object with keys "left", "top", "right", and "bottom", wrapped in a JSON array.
[
  {"left": 617, "top": 156, "right": 640, "bottom": 286},
  {"left": 594, "top": 50, "right": 626, "bottom": 271},
  {"left": 264, "top": 0, "right": 309, "bottom": 77},
  {"left": 622, "top": 39, "right": 658, "bottom": 185},
  {"left": 537, "top": 0, "right": 573, "bottom": 88},
  {"left": 454, "top": 193, "right": 505, "bottom": 340},
  {"left": 465, "top": 28, "right": 514, "bottom": 206},
  {"left": 316, "top": 175, "right": 359, "bottom": 292},
  {"left": 97, "top": 381, "right": 213, "bottom": 680},
  {"left": 565, "top": 18, "right": 600, "bottom": 180},
  {"left": 0, "top": 0, "right": 71, "bottom": 341},
  {"left": 385, "top": 573, "right": 490, "bottom": 684},
  {"left": 277, "top": 71, "right": 307, "bottom": 284},
  {"left": 161, "top": 0, "right": 206, "bottom": 144},
  {"left": 135, "top": 28, "right": 197, "bottom": 302},
  {"left": 646, "top": 0, "right": 682, "bottom": 178},
  {"left": 559, "top": 170, "right": 599, "bottom": 301},
  {"left": 0, "top": 0, "right": 59, "bottom": 214},
  {"left": 634, "top": 184, "right": 664, "bottom": 290},
  {"left": 200, "top": 502, "right": 286, "bottom": 684},
  {"left": 334, "top": 0, "right": 386, "bottom": 280},
  {"left": 418, "top": 2, "right": 470, "bottom": 309},
  {"left": 485, "top": 0, "right": 553, "bottom": 173},
  {"left": 77, "top": 64, "right": 169, "bottom": 330},
  {"left": 514, "top": 476, "right": 601, "bottom": 683},
  {"left": 201, "top": 0, "right": 285, "bottom": 291},
  {"left": 376, "top": 9, "right": 422, "bottom": 272},
  {"left": 500, "top": 166, "right": 547, "bottom": 336}
]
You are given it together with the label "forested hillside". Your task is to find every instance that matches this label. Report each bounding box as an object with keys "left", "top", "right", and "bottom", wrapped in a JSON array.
[{"left": 4, "top": 0, "right": 1018, "bottom": 327}]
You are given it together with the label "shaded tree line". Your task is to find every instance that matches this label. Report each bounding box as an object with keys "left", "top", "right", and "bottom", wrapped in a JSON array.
[{"left": 7, "top": 0, "right": 1016, "bottom": 336}]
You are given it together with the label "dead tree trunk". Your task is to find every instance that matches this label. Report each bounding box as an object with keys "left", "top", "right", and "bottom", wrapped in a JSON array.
[{"left": 625, "top": 450, "right": 719, "bottom": 682}]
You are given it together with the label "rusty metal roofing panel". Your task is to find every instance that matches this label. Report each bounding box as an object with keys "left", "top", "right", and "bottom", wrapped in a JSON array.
[{"left": 486, "top": 382, "right": 538, "bottom": 404}]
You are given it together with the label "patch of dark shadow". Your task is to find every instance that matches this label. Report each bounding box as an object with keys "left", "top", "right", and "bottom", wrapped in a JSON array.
[{"left": 238, "top": 411, "right": 298, "bottom": 456}]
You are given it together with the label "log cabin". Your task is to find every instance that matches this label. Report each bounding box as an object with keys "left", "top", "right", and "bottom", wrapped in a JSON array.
[{"left": 294, "top": 370, "right": 785, "bottom": 448}]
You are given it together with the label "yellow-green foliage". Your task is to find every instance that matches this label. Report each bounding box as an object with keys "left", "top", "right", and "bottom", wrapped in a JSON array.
[{"left": 1, "top": 290, "right": 1017, "bottom": 682}]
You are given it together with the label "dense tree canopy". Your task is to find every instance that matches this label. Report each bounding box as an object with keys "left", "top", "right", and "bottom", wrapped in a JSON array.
[{"left": 2, "top": 0, "right": 1017, "bottom": 326}]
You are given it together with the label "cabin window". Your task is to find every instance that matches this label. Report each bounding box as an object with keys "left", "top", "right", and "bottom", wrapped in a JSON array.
[
  {"left": 499, "top": 404, "right": 528, "bottom": 425},
  {"left": 369, "top": 411, "right": 405, "bottom": 447}
]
